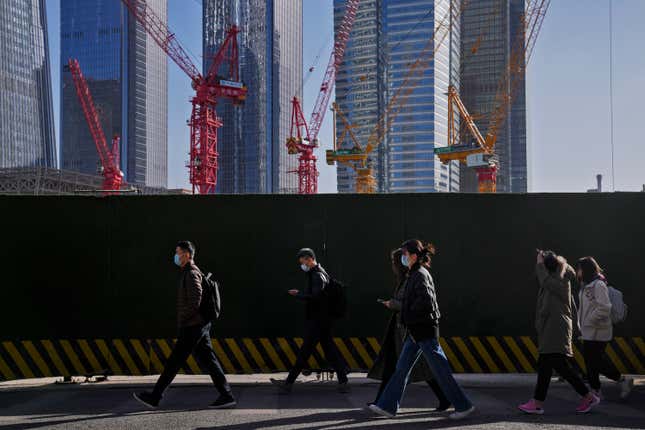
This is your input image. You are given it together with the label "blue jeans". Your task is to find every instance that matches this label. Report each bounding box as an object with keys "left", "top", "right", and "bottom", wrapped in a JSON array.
[{"left": 375, "top": 336, "right": 473, "bottom": 414}]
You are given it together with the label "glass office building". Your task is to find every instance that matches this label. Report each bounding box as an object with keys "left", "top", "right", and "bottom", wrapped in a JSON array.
[
  {"left": 204, "top": 0, "right": 302, "bottom": 194},
  {"left": 334, "top": 0, "right": 460, "bottom": 193},
  {"left": 460, "top": 0, "right": 527, "bottom": 193},
  {"left": 60, "top": 0, "right": 168, "bottom": 188},
  {"left": 0, "top": 0, "right": 56, "bottom": 168}
]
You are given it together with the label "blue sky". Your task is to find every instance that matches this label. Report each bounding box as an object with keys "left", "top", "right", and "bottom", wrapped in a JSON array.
[{"left": 46, "top": 1, "right": 645, "bottom": 192}]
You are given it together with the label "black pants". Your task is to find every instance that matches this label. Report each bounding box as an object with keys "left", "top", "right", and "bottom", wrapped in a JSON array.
[
  {"left": 286, "top": 320, "right": 348, "bottom": 384},
  {"left": 582, "top": 340, "right": 621, "bottom": 390},
  {"left": 534, "top": 353, "right": 589, "bottom": 401},
  {"left": 374, "top": 340, "right": 450, "bottom": 407},
  {"left": 152, "top": 322, "right": 231, "bottom": 399}
]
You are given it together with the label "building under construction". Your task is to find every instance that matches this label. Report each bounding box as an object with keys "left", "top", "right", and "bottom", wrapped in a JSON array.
[{"left": 0, "top": 168, "right": 186, "bottom": 195}]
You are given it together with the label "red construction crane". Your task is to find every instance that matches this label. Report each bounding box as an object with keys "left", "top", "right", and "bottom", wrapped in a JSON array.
[
  {"left": 68, "top": 58, "right": 124, "bottom": 193},
  {"left": 121, "top": 0, "right": 247, "bottom": 194},
  {"left": 286, "top": 0, "right": 360, "bottom": 194}
]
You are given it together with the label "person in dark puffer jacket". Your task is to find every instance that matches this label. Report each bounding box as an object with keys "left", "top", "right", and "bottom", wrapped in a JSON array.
[{"left": 133, "top": 241, "right": 235, "bottom": 410}]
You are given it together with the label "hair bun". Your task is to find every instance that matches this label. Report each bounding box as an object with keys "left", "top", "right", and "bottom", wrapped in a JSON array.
[{"left": 425, "top": 243, "right": 436, "bottom": 256}]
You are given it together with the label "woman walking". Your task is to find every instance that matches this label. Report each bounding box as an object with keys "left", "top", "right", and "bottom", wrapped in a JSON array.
[
  {"left": 368, "top": 240, "right": 474, "bottom": 420},
  {"left": 518, "top": 250, "right": 599, "bottom": 415},
  {"left": 576, "top": 257, "right": 634, "bottom": 399},
  {"left": 368, "top": 247, "right": 451, "bottom": 411}
]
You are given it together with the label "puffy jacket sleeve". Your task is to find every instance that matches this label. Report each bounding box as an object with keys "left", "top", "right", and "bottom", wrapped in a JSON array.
[
  {"left": 536, "top": 263, "right": 569, "bottom": 303},
  {"left": 590, "top": 280, "right": 612, "bottom": 323},
  {"left": 184, "top": 269, "right": 203, "bottom": 321},
  {"left": 410, "top": 272, "right": 434, "bottom": 313}
]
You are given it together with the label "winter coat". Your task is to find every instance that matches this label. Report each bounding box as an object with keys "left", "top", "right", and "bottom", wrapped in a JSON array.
[
  {"left": 295, "top": 264, "right": 331, "bottom": 322},
  {"left": 401, "top": 266, "right": 440, "bottom": 340},
  {"left": 534, "top": 263, "right": 574, "bottom": 356},
  {"left": 578, "top": 278, "right": 613, "bottom": 341},
  {"left": 367, "top": 278, "right": 435, "bottom": 382},
  {"left": 178, "top": 261, "right": 205, "bottom": 328}
]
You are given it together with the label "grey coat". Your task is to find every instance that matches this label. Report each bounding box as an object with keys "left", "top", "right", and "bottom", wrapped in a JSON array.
[
  {"left": 368, "top": 279, "right": 435, "bottom": 382},
  {"left": 535, "top": 263, "right": 575, "bottom": 356}
]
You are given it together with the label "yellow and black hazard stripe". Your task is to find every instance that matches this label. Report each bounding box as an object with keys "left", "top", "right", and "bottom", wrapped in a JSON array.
[{"left": 1, "top": 337, "right": 643, "bottom": 381}]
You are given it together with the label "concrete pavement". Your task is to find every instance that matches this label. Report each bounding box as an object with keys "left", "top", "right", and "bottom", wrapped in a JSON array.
[{"left": 0, "top": 374, "right": 643, "bottom": 429}]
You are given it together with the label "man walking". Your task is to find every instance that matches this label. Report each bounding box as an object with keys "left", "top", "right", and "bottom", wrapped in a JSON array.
[
  {"left": 271, "top": 248, "right": 349, "bottom": 393},
  {"left": 134, "top": 241, "right": 235, "bottom": 409}
]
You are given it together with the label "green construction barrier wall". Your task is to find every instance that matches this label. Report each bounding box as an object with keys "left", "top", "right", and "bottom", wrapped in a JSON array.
[{"left": 2, "top": 193, "right": 644, "bottom": 339}]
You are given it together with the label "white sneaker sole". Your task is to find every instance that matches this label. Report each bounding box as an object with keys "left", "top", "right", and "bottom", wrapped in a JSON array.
[
  {"left": 368, "top": 404, "right": 395, "bottom": 418},
  {"left": 132, "top": 393, "right": 158, "bottom": 410},
  {"left": 518, "top": 406, "right": 544, "bottom": 415},
  {"left": 450, "top": 406, "right": 476, "bottom": 420}
]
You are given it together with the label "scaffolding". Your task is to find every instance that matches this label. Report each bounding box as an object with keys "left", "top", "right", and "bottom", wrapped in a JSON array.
[{"left": 0, "top": 168, "right": 181, "bottom": 196}]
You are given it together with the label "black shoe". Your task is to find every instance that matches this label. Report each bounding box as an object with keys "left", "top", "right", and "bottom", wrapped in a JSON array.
[
  {"left": 270, "top": 378, "right": 293, "bottom": 394},
  {"left": 209, "top": 393, "right": 237, "bottom": 409},
  {"left": 434, "top": 401, "right": 452, "bottom": 412},
  {"left": 133, "top": 391, "right": 159, "bottom": 409}
]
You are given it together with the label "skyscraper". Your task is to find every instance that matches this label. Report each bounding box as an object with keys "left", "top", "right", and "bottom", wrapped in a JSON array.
[
  {"left": 203, "top": 0, "right": 303, "bottom": 194},
  {"left": 334, "top": 0, "right": 461, "bottom": 193},
  {"left": 0, "top": 0, "right": 56, "bottom": 168},
  {"left": 459, "top": 0, "right": 527, "bottom": 193},
  {"left": 60, "top": 0, "right": 168, "bottom": 188}
]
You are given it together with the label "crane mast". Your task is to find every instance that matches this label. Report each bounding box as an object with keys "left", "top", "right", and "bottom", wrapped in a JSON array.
[
  {"left": 121, "top": 0, "right": 247, "bottom": 194},
  {"left": 286, "top": 0, "right": 360, "bottom": 195},
  {"left": 68, "top": 58, "right": 124, "bottom": 193}
]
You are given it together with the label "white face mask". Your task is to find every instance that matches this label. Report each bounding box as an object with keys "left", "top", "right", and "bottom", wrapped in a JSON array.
[
  {"left": 401, "top": 254, "right": 410, "bottom": 267},
  {"left": 300, "top": 264, "right": 310, "bottom": 272}
]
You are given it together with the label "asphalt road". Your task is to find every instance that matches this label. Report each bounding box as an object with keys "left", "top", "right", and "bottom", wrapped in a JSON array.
[{"left": 0, "top": 375, "right": 643, "bottom": 429}]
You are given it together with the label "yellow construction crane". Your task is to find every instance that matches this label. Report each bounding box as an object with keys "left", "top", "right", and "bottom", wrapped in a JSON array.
[
  {"left": 326, "top": 2, "right": 461, "bottom": 193},
  {"left": 435, "top": 0, "right": 551, "bottom": 193}
]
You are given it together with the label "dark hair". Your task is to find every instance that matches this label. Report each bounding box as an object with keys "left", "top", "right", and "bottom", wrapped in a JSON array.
[
  {"left": 577, "top": 256, "right": 602, "bottom": 284},
  {"left": 401, "top": 239, "right": 434, "bottom": 269},
  {"left": 420, "top": 243, "right": 437, "bottom": 267},
  {"left": 176, "top": 240, "right": 196, "bottom": 257},
  {"left": 543, "top": 250, "right": 558, "bottom": 273},
  {"left": 390, "top": 248, "right": 408, "bottom": 284},
  {"left": 297, "top": 248, "right": 316, "bottom": 260}
]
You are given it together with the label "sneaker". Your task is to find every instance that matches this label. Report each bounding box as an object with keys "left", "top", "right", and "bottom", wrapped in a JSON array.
[
  {"left": 270, "top": 378, "right": 293, "bottom": 394},
  {"left": 619, "top": 377, "right": 634, "bottom": 400},
  {"left": 591, "top": 389, "right": 602, "bottom": 400},
  {"left": 576, "top": 393, "right": 600, "bottom": 414},
  {"left": 449, "top": 406, "right": 476, "bottom": 420},
  {"left": 209, "top": 394, "right": 237, "bottom": 409},
  {"left": 518, "top": 399, "right": 544, "bottom": 415},
  {"left": 338, "top": 382, "right": 351, "bottom": 394},
  {"left": 368, "top": 403, "right": 395, "bottom": 418},
  {"left": 133, "top": 391, "right": 159, "bottom": 409}
]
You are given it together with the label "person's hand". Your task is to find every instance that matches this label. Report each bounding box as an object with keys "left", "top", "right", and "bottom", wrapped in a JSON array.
[
  {"left": 536, "top": 249, "right": 544, "bottom": 264},
  {"left": 288, "top": 289, "right": 299, "bottom": 296},
  {"left": 382, "top": 300, "right": 393, "bottom": 309}
]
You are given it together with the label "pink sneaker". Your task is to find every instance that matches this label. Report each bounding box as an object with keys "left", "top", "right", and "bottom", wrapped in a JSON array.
[
  {"left": 576, "top": 393, "right": 600, "bottom": 414},
  {"left": 518, "top": 399, "right": 544, "bottom": 415}
]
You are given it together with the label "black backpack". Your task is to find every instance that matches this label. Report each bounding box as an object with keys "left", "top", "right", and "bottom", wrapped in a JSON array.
[
  {"left": 324, "top": 273, "right": 347, "bottom": 319},
  {"left": 199, "top": 271, "right": 221, "bottom": 322}
]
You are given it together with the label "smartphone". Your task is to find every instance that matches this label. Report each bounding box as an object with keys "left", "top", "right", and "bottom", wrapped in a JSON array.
[{"left": 377, "top": 298, "right": 386, "bottom": 304}]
